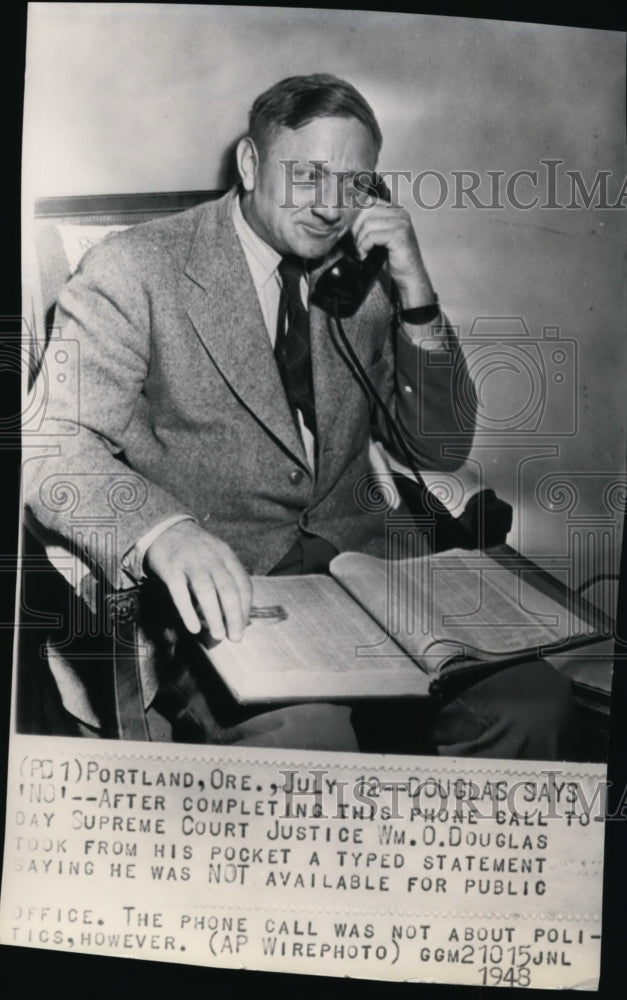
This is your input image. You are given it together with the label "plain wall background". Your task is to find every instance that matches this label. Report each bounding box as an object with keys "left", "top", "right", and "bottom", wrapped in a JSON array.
[{"left": 23, "top": 4, "right": 625, "bottom": 577}]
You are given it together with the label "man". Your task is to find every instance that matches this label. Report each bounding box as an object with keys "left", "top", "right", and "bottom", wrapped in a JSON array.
[{"left": 25, "top": 74, "right": 576, "bottom": 756}]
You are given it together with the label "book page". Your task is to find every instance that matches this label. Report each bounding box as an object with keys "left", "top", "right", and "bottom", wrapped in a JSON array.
[
  {"left": 331, "top": 550, "right": 596, "bottom": 673},
  {"left": 202, "top": 575, "right": 431, "bottom": 703}
]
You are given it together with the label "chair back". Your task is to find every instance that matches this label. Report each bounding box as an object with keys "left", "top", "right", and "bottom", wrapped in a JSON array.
[{"left": 30, "top": 190, "right": 222, "bottom": 379}]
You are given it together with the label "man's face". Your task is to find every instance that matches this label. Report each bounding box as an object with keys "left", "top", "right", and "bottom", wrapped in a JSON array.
[{"left": 239, "top": 115, "right": 379, "bottom": 259}]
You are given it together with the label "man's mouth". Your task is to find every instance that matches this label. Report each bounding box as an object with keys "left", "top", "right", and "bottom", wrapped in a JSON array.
[{"left": 300, "top": 223, "right": 340, "bottom": 239}]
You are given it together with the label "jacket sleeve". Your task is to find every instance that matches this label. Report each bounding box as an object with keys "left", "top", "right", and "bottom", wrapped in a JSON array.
[
  {"left": 23, "top": 239, "right": 196, "bottom": 589},
  {"left": 372, "top": 308, "right": 477, "bottom": 473}
]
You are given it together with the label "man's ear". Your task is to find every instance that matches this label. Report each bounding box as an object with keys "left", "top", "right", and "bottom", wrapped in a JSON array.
[{"left": 236, "top": 136, "right": 259, "bottom": 192}]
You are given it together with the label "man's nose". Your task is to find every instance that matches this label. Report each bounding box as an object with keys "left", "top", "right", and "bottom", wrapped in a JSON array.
[
  {"left": 311, "top": 178, "right": 343, "bottom": 224},
  {"left": 310, "top": 201, "right": 342, "bottom": 225}
]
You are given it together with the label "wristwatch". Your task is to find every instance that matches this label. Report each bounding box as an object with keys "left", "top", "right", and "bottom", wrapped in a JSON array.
[{"left": 398, "top": 292, "right": 440, "bottom": 325}]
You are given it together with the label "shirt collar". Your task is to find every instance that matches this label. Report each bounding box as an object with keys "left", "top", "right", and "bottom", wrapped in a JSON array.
[{"left": 232, "top": 192, "right": 281, "bottom": 285}]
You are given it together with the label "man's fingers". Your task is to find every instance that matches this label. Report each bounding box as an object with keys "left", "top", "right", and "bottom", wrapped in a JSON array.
[
  {"left": 144, "top": 522, "right": 253, "bottom": 641},
  {"left": 222, "top": 552, "right": 254, "bottom": 625},
  {"left": 167, "top": 574, "right": 201, "bottom": 635},
  {"left": 351, "top": 204, "right": 403, "bottom": 239},
  {"left": 189, "top": 572, "right": 229, "bottom": 641},
  {"left": 189, "top": 562, "right": 251, "bottom": 642},
  {"left": 354, "top": 219, "right": 404, "bottom": 257}
]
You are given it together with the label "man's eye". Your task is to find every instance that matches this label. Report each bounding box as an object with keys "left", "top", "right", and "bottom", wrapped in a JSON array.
[{"left": 294, "top": 168, "right": 320, "bottom": 183}]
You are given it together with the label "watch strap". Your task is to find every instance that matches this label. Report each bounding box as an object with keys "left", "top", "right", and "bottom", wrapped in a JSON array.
[{"left": 398, "top": 293, "right": 440, "bottom": 325}]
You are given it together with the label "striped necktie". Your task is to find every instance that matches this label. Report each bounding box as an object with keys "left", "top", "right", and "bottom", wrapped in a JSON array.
[{"left": 275, "top": 255, "right": 316, "bottom": 437}]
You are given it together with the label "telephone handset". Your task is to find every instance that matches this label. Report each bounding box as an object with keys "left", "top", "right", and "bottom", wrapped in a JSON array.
[{"left": 311, "top": 175, "right": 391, "bottom": 318}]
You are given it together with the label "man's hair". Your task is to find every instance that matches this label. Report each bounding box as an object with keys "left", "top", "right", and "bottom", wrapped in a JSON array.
[{"left": 248, "top": 73, "right": 382, "bottom": 154}]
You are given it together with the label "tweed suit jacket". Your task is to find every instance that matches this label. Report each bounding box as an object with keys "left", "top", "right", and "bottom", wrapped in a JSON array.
[{"left": 26, "top": 186, "right": 476, "bottom": 580}]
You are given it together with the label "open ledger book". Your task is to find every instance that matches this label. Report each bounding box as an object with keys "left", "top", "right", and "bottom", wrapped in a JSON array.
[{"left": 202, "top": 546, "right": 609, "bottom": 704}]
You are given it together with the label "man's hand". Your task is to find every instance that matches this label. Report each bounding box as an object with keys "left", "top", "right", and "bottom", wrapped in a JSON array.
[
  {"left": 144, "top": 520, "right": 252, "bottom": 642},
  {"left": 350, "top": 198, "right": 436, "bottom": 311}
]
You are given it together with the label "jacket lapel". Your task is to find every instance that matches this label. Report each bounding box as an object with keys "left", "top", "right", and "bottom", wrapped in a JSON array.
[{"left": 183, "top": 192, "right": 308, "bottom": 466}]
